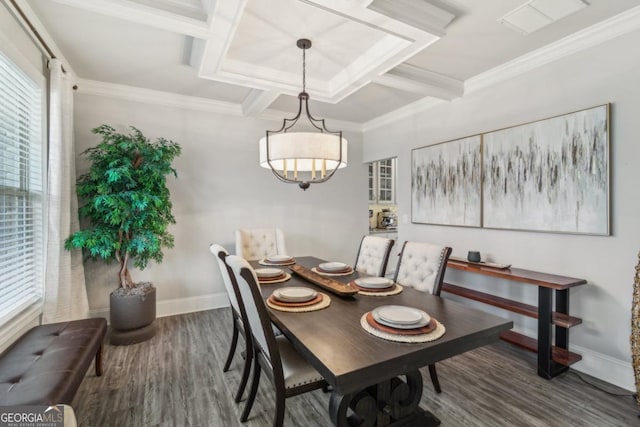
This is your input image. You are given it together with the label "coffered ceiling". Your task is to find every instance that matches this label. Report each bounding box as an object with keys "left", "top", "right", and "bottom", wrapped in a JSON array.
[{"left": 20, "top": 0, "right": 640, "bottom": 124}]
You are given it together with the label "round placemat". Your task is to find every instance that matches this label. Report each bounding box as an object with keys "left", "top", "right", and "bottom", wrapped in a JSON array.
[
  {"left": 259, "top": 259, "right": 296, "bottom": 266},
  {"left": 267, "top": 293, "right": 331, "bottom": 312},
  {"left": 360, "top": 313, "right": 445, "bottom": 343},
  {"left": 311, "top": 267, "right": 354, "bottom": 277},
  {"left": 350, "top": 282, "right": 403, "bottom": 296},
  {"left": 258, "top": 272, "right": 291, "bottom": 284}
]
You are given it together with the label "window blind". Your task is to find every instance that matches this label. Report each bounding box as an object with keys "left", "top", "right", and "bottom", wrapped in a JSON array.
[{"left": 0, "top": 50, "right": 44, "bottom": 327}]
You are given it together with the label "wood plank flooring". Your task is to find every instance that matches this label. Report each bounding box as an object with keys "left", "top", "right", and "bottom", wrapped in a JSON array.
[{"left": 72, "top": 309, "right": 638, "bottom": 426}]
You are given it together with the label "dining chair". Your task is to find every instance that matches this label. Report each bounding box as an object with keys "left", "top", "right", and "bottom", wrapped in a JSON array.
[
  {"left": 224, "top": 255, "right": 327, "bottom": 427},
  {"left": 393, "top": 240, "right": 452, "bottom": 393},
  {"left": 354, "top": 235, "right": 395, "bottom": 277},
  {"left": 209, "top": 244, "right": 253, "bottom": 403},
  {"left": 235, "top": 228, "right": 288, "bottom": 261}
]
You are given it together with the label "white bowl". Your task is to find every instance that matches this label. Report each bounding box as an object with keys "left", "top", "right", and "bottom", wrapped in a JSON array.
[
  {"left": 273, "top": 287, "right": 317, "bottom": 303},
  {"left": 267, "top": 254, "right": 293, "bottom": 262},
  {"left": 354, "top": 277, "right": 393, "bottom": 289},
  {"left": 255, "top": 268, "right": 283, "bottom": 278},
  {"left": 372, "top": 305, "right": 430, "bottom": 328},
  {"left": 318, "top": 262, "right": 347, "bottom": 272}
]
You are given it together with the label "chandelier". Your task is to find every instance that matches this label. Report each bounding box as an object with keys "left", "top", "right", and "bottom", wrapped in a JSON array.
[{"left": 259, "top": 39, "right": 347, "bottom": 190}]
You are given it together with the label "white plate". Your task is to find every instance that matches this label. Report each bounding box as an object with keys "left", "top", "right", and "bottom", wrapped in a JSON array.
[
  {"left": 267, "top": 254, "right": 293, "bottom": 262},
  {"left": 372, "top": 312, "right": 432, "bottom": 329},
  {"left": 273, "top": 287, "right": 317, "bottom": 303},
  {"left": 255, "top": 268, "right": 283, "bottom": 278},
  {"left": 372, "top": 305, "right": 430, "bottom": 326},
  {"left": 354, "top": 277, "right": 393, "bottom": 289},
  {"left": 318, "top": 262, "right": 348, "bottom": 272}
]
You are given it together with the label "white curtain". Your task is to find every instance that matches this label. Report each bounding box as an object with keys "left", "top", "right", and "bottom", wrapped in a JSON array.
[{"left": 43, "top": 58, "right": 89, "bottom": 323}]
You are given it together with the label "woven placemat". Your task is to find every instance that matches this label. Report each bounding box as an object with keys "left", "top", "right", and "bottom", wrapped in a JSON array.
[
  {"left": 258, "top": 272, "right": 291, "bottom": 285},
  {"left": 267, "top": 293, "right": 331, "bottom": 312},
  {"left": 360, "top": 313, "right": 445, "bottom": 343},
  {"left": 258, "top": 259, "right": 296, "bottom": 266},
  {"left": 311, "top": 267, "right": 354, "bottom": 277}
]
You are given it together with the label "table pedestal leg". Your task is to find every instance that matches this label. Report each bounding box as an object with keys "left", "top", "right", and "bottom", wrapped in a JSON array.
[{"left": 329, "top": 370, "right": 440, "bottom": 427}]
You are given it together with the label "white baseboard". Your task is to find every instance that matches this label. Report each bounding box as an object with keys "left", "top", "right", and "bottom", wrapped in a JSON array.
[
  {"left": 570, "top": 344, "right": 635, "bottom": 392},
  {"left": 88, "top": 292, "right": 229, "bottom": 322}
]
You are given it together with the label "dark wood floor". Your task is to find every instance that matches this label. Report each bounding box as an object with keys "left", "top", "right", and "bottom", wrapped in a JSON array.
[{"left": 72, "top": 309, "right": 638, "bottom": 426}]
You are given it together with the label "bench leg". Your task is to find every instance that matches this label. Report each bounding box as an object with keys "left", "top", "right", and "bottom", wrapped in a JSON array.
[{"left": 95, "top": 342, "right": 103, "bottom": 376}]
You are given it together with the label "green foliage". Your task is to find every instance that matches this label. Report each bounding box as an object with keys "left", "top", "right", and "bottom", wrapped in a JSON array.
[{"left": 65, "top": 125, "right": 181, "bottom": 288}]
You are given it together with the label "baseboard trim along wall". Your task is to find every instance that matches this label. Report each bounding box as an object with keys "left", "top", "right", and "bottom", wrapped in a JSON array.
[
  {"left": 88, "top": 292, "right": 229, "bottom": 322},
  {"left": 571, "top": 344, "right": 634, "bottom": 392}
]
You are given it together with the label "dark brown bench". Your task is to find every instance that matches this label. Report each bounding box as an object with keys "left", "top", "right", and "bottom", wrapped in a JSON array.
[{"left": 0, "top": 318, "right": 107, "bottom": 405}]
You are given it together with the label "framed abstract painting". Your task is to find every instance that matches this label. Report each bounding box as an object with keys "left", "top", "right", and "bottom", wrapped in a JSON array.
[
  {"left": 482, "top": 104, "right": 609, "bottom": 235},
  {"left": 411, "top": 135, "right": 482, "bottom": 227}
]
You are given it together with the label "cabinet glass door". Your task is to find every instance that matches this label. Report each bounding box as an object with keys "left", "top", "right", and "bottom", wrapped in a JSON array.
[{"left": 377, "top": 159, "right": 395, "bottom": 203}]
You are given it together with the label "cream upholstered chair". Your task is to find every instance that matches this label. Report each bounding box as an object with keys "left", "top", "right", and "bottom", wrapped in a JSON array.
[
  {"left": 209, "top": 244, "right": 253, "bottom": 403},
  {"left": 354, "top": 235, "right": 395, "bottom": 277},
  {"left": 393, "top": 241, "right": 452, "bottom": 394},
  {"left": 225, "top": 255, "right": 327, "bottom": 427},
  {"left": 235, "top": 228, "right": 288, "bottom": 261}
]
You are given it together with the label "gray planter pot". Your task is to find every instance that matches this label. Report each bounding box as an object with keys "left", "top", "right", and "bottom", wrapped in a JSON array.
[{"left": 110, "top": 287, "right": 156, "bottom": 345}]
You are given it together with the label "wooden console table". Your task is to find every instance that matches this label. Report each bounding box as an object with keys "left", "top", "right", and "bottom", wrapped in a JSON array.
[{"left": 442, "top": 259, "right": 586, "bottom": 379}]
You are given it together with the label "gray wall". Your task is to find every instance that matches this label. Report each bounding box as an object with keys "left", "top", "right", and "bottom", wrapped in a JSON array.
[
  {"left": 363, "top": 29, "right": 640, "bottom": 390},
  {"left": 74, "top": 94, "right": 368, "bottom": 318}
]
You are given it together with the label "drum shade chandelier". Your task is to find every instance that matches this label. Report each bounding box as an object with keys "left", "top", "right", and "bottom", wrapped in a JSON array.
[{"left": 259, "top": 39, "right": 347, "bottom": 190}]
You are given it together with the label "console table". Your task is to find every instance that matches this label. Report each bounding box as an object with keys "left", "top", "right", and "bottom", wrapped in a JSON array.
[{"left": 442, "top": 259, "right": 586, "bottom": 379}]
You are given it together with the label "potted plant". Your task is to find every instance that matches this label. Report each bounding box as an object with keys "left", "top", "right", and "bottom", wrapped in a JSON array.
[{"left": 65, "top": 124, "right": 181, "bottom": 345}]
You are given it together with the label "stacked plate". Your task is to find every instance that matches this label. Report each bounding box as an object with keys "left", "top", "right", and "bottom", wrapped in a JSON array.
[
  {"left": 255, "top": 268, "right": 289, "bottom": 283},
  {"left": 269, "top": 287, "right": 321, "bottom": 307},
  {"left": 366, "top": 305, "right": 435, "bottom": 335},
  {"left": 316, "top": 261, "right": 353, "bottom": 275},
  {"left": 352, "top": 277, "right": 395, "bottom": 293},
  {"left": 263, "top": 254, "right": 295, "bottom": 265}
]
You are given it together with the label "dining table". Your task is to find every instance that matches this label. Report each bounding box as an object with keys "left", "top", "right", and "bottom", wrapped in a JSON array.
[{"left": 252, "top": 256, "right": 513, "bottom": 427}]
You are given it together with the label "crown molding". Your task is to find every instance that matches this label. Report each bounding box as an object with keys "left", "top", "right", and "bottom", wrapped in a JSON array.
[
  {"left": 361, "top": 97, "right": 445, "bottom": 133},
  {"left": 466, "top": 4, "right": 640, "bottom": 94},
  {"left": 49, "top": 0, "right": 211, "bottom": 38},
  {"left": 362, "top": 4, "right": 640, "bottom": 133},
  {"left": 76, "top": 79, "right": 243, "bottom": 115},
  {"left": 76, "top": 79, "right": 364, "bottom": 131}
]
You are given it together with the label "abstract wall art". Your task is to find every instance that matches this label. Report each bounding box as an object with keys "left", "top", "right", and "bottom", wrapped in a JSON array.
[
  {"left": 482, "top": 104, "right": 609, "bottom": 234},
  {"left": 411, "top": 135, "right": 482, "bottom": 227}
]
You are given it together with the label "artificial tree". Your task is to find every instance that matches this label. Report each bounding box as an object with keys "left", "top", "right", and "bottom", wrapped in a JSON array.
[{"left": 65, "top": 124, "right": 182, "bottom": 293}]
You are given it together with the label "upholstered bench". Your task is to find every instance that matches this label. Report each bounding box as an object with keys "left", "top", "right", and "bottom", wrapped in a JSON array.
[{"left": 0, "top": 318, "right": 107, "bottom": 405}]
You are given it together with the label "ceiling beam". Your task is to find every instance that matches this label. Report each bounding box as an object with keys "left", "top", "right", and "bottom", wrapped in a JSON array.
[
  {"left": 49, "top": 0, "right": 211, "bottom": 39},
  {"left": 374, "top": 64, "right": 463, "bottom": 100},
  {"left": 366, "top": 0, "right": 455, "bottom": 37},
  {"left": 242, "top": 89, "right": 281, "bottom": 116}
]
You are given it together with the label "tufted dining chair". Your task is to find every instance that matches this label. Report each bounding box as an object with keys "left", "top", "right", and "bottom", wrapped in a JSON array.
[
  {"left": 224, "top": 255, "right": 327, "bottom": 427},
  {"left": 235, "top": 228, "right": 288, "bottom": 261},
  {"left": 209, "top": 243, "right": 253, "bottom": 403},
  {"left": 393, "top": 241, "right": 452, "bottom": 393},
  {"left": 354, "top": 235, "right": 395, "bottom": 277}
]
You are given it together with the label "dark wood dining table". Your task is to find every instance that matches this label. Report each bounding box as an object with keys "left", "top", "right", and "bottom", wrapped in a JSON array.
[{"left": 253, "top": 257, "right": 513, "bottom": 426}]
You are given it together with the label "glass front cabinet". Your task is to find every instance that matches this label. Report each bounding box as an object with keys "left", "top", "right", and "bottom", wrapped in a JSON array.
[{"left": 368, "top": 158, "right": 396, "bottom": 204}]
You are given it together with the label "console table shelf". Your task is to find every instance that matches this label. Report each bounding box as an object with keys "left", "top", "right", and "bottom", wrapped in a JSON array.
[
  {"left": 444, "top": 259, "right": 587, "bottom": 379},
  {"left": 441, "top": 283, "right": 583, "bottom": 328}
]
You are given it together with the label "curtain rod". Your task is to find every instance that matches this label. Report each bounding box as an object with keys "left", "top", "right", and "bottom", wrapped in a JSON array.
[{"left": 9, "top": 0, "right": 77, "bottom": 89}]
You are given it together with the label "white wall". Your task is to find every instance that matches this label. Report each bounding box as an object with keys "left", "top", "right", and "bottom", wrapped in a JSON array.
[
  {"left": 74, "top": 94, "right": 368, "bottom": 317},
  {"left": 364, "top": 29, "right": 640, "bottom": 390}
]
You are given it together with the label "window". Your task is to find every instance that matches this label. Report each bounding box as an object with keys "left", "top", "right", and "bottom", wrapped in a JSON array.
[{"left": 0, "top": 50, "right": 44, "bottom": 327}]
